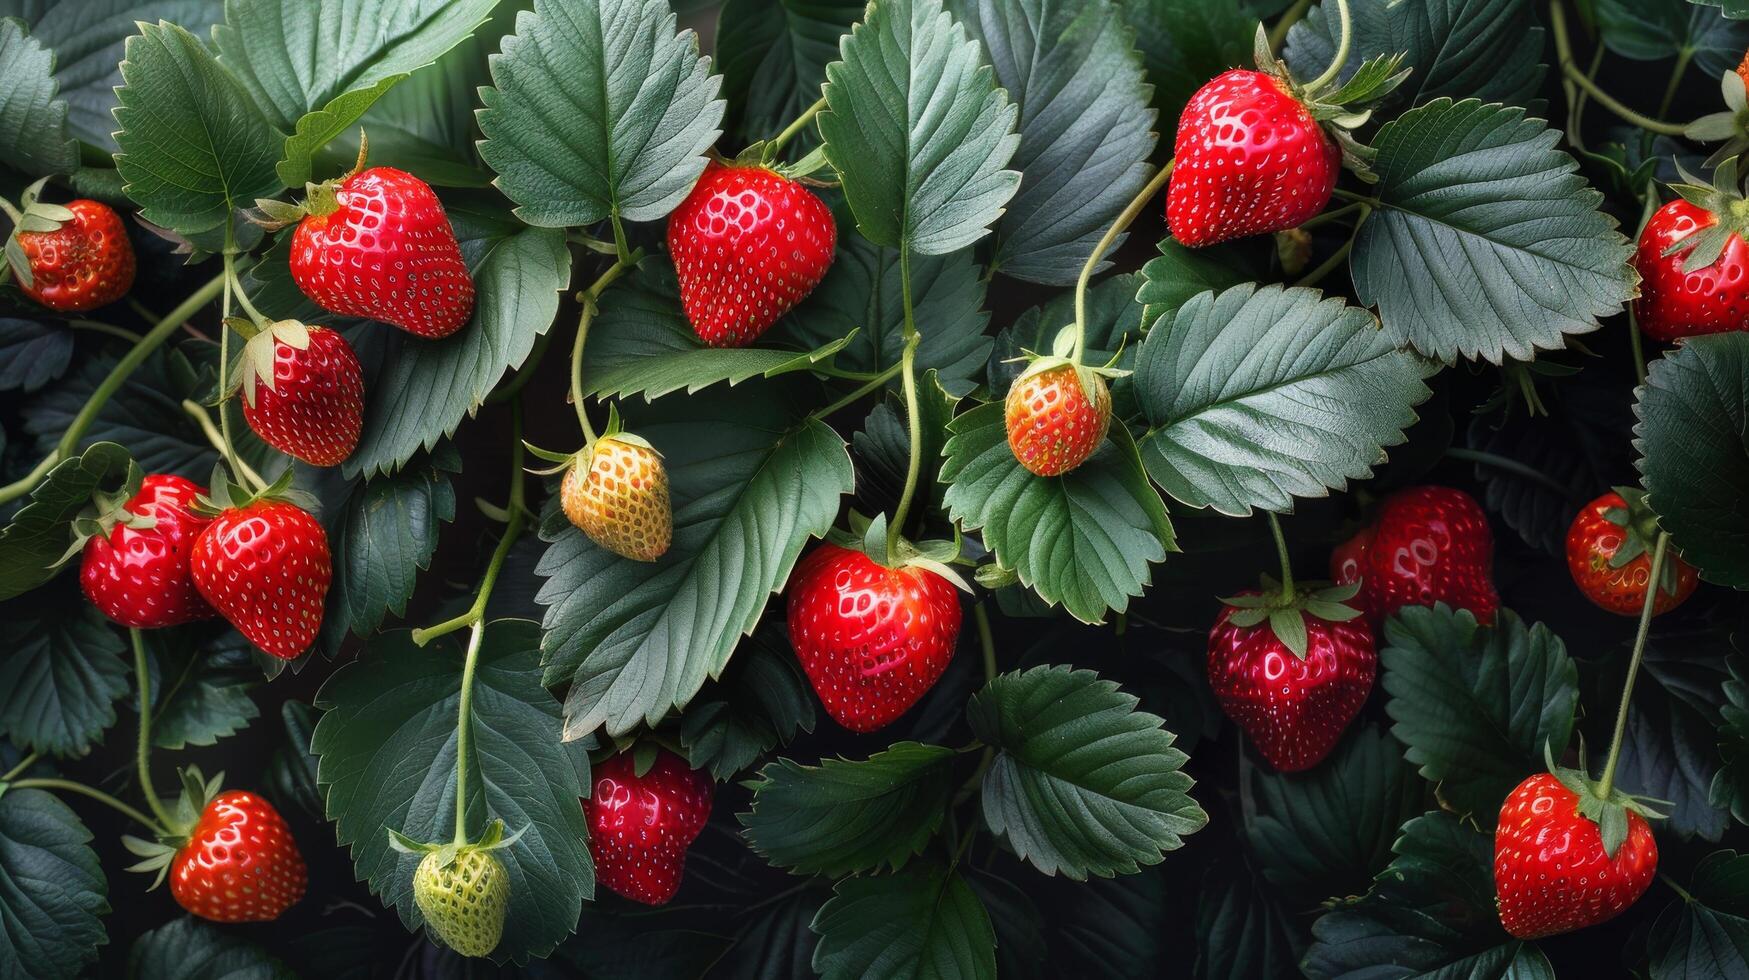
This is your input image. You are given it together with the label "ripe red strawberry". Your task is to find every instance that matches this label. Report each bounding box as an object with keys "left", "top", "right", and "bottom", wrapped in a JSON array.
[
  {"left": 287, "top": 166, "right": 474, "bottom": 338},
  {"left": 7, "top": 197, "right": 135, "bottom": 311},
  {"left": 786, "top": 543, "right": 963, "bottom": 732},
  {"left": 1494, "top": 771, "right": 1658, "bottom": 939},
  {"left": 169, "top": 789, "right": 307, "bottom": 922},
  {"left": 1566, "top": 489, "right": 1698, "bottom": 617},
  {"left": 1005, "top": 362, "right": 1111, "bottom": 477},
  {"left": 1169, "top": 69, "right": 1341, "bottom": 248},
  {"left": 1633, "top": 197, "right": 1749, "bottom": 342},
  {"left": 585, "top": 750, "right": 712, "bottom": 906},
  {"left": 1330, "top": 485, "right": 1499, "bottom": 627},
  {"left": 1207, "top": 590, "right": 1375, "bottom": 772},
  {"left": 238, "top": 322, "right": 363, "bottom": 468},
  {"left": 79, "top": 473, "right": 216, "bottom": 628},
  {"left": 191, "top": 495, "right": 331, "bottom": 660},
  {"left": 560, "top": 434, "right": 672, "bottom": 562},
  {"left": 667, "top": 162, "right": 835, "bottom": 348}
]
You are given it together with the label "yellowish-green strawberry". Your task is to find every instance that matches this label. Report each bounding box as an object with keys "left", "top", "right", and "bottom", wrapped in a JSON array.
[
  {"left": 413, "top": 847, "right": 509, "bottom": 958},
  {"left": 560, "top": 432, "right": 672, "bottom": 562}
]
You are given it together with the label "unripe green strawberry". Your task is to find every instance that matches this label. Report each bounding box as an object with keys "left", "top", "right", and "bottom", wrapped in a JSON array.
[
  {"left": 414, "top": 849, "right": 509, "bottom": 958},
  {"left": 561, "top": 435, "right": 672, "bottom": 562}
]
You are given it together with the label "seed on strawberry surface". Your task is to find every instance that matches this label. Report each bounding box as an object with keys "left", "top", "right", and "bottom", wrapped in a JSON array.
[{"left": 585, "top": 750, "right": 712, "bottom": 906}]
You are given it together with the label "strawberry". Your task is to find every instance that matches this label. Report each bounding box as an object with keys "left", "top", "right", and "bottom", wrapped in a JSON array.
[
  {"left": 1005, "top": 362, "right": 1112, "bottom": 477},
  {"left": 126, "top": 770, "right": 306, "bottom": 924},
  {"left": 1167, "top": 38, "right": 1405, "bottom": 248},
  {"left": 1330, "top": 485, "right": 1499, "bottom": 627},
  {"left": 1494, "top": 766, "right": 1660, "bottom": 940},
  {"left": 558, "top": 432, "right": 672, "bottom": 563},
  {"left": 275, "top": 164, "right": 474, "bottom": 338},
  {"left": 1566, "top": 488, "right": 1698, "bottom": 617},
  {"left": 1633, "top": 195, "right": 1749, "bottom": 342},
  {"left": 79, "top": 473, "right": 215, "bottom": 629},
  {"left": 667, "top": 162, "right": 836, "bottom": 348},
  {"left": 1207, "top": 585, "right": 1375, "bottom": 772},
  {"left": 237, "top": 321, "right": 363, "bottom": 468},
  {"left": 786, "top": 543, "right": 964, "bottom": 732},
  {"left": 414, "top": 848, "right": 510, "bottom": 957},
  {"left": 585, "top": 749, "right": 712, "bottom": 906},
  {"left": 3, "top": 183, "right": 135, "bottom": 311},
  {"left": 190, "top": 476, "right": 331, "bottom": 660}
]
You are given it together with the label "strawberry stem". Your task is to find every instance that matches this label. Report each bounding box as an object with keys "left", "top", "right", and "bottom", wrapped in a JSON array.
[
  {"left": 1266, "top": 512, "right": 1295, "bottom": 597},
  {"left": 569, "top": 252, "right": 642, "bottom": 445},
  {"left": 1293, "top": 211, "right": 1366, "bottom": 288},
  {"left": 0, "top": 271, "right": 226, "bottom": 506},
  {"left": 181, "top": 400, "right": 267, "bottom": 493},
  {"left": 1549, "top": 3, "right": 1687, "bottom": 138},
  {"left": 1627, "top": 189, "right": 1659, "bottom": 388},
  {"left": 132, "top": 629, "right": 176, "bottom": 829},
  {"left": 9, "top": 778, "right": 165, "bottom": 836},
  {"left": 0, "top": 752, "right": 38, "bottom": 783},
  {"left": 1598, "top": 530, "right": 1670, "bottom": 798},
  {"left": 770, "top": 96, "right": 827, "bottom": 156},
  {"left": 1303, "top": 0, "right": 1352, "bottom": 95},
  {"left": 1070, "top": 159, "right": 1175, "bottom": 364},
  {"left": 887, "top": 248, "right": 924, "bottom": 555},
  {"left": 809, "top": 361, "right": 905, "bottom": 420}
]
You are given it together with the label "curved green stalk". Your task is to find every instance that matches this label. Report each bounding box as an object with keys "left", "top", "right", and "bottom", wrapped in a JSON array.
[
  {"left": 1597, "top": 532, "right": 1669, "bottom": 797},
  {"left": 1070, "top": 161, "right": 1175, "bottom": 363},
  {"left": 887, "top": 247, "right": 924, "bottom": 554},
  {"left": 1268, "top": 0, "right": 1313, "bottom": 54},
  {"left": 809, "top": 362, "right": 905, "bottom": 420},
  {"left": 132, "top": 630, "right": 175, "bottom": 828},
  {"left": 1266, "top": 512, "right": 1295, "bottom": 595},
  {"left": 569, "top": 253, "right": 642, "bottom": 446},
  {"left": 182, "top": 400, "right": 267, "bottom": 492},
  {"left": 770, "top": 96, "right": 827, "bottom": 155},
  {"left": 11, "top": 778, "right": 164, "bottom": 834},
  {"left": 1304, "top": 0, "right": 1352, "bottom": 95}
]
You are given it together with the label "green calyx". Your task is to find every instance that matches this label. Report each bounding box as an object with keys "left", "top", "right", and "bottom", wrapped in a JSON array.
[
  {"left": 1220, "top": 576, "right": 1364, "bottom": 659},
  {"left": 120, "top": 766, "right": 224, "bottom": 888},
  {"left": 1009, "top": 324, "right": 1130, "bottom": 404},
  {"left": 249, "top": 131, "right": 370, "bottom": 230},
  {"left": 1686, "top": 70, "right": 1749, "bottom": 168},
  {"left": 523, "top": 404, "right": 656, "bottom": 476},
  {"left": 388, "top": 816, "right": 525, "bottom": 861},
  {"left": 829, "top": 511, "right": 973, "bottom": 592},
  {"left": 1249, "top": 24, "right": 1410, "bottom": 183},
  {"left": 191, "top": 462, "right": 318, "bottom": 518},
  {"left": 1663, "top": 155, "right": 1749, "bottom": 274},
  {"left": 50, "top": 458, "right": 155, "bottom": 568},
  {"left": 1603, "top": 486, "right": 1682, "bottom": 597},
  {"left": 231, "top": 319, "right": 312, "bottom": 408},
  {"left": 1, "top": 177, "right": 76, "bottom": 290},
  {"left": 1543, "top": 743, "right": 1668, "bottom": 859}
]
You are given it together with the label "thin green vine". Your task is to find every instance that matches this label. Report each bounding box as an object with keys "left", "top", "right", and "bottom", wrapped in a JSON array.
[
  {"left": 1597, "top": 531, "right": 1670, "bottom": 798},
  {"left": 132, "top": 629, "right": 175, "bottom": 829}
]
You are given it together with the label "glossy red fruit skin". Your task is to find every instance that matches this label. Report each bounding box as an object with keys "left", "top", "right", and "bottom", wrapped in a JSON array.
[
  {"left": 1633, "top": 199, "right": 1749, "bottom": 342},
  {"left": 786, "top": 544, "right": 963, "bottom": 733},
  {"left": 1167, "top": 70, "right": 1339, "bottom": 248},
  {"left": 1331, "top": 486, "right": 1500, "bottom": 627},
  {"left": 1207, "top": 597, "right": 1376, "bottom": 772},
  {"left": 17, "top": 200, "right": 135, "bottom": 311},
  {"left": 170, "top": 790, "right": 307, "bottom": 923},
  {"left": 667, "top": 162, "right": 836, "bottom": 348},
  {"left": 1565, "top": 492, "right": 1699, "bottom": 617},
  {"left": 585, "top": 751, "right": 712, "bottom": 906},
  {"left": 190, "top": 501, "right": 331, "bottom": 660},
  {"left": 1494, "top": 773, "right": 1657, "bottom": 940},
  {"left": 290, "top": 167, "right": 474, "bottom": 338},
  {"left": 1004, "top": 365, "right": 1111, "bottom": 477},
  {"left": 241, "top": 326, "right": 363, "bottom": 467},
  {"left": 80, "top": 474, "right": 216, "bottom": 628}
]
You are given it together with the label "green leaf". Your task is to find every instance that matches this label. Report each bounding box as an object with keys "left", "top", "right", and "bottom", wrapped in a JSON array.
[
  {"left": 772, "top": 231, "right": 993, "bottom": 393},
  {"left": 818, "top": 0, "right": 1021, "bottom": 254},
  {"left": 2, "top": 0, "right": 225, "bottom": 152},
  {"left": 325, "top": 445, "right": 458, "bottom": 641},
  {"left": 1134, "top": 237, "right": 1260, "bottom": 332},
  {"left": 311, "top": 621, "right": 593, "bottom": 963},
  {"left": 941, "top": 403, "right": 1174, "bottom": 624},
  {"left": 334, "top": 26, "right": 498, "bottom": 187},
  {"left": 811, "top": 863, "right": 997, "bottom": 980},
  {"left": 740, "top": 741, "right": 955, "bottom": 876},
  {"left": 0, "top": 599, "right": 127, "bottom": 758},
  {"left": 0, "top": 319, "right": 74, "bottom": 393},
  {"left": 715, "top": 0, "right": 862, "bottom": 155},
  {"left": 1353, "top": 98, "right": 1636, "bottom": 365},
  {"left": 1120, "top": 0, "right": 1253, "bottom": 121},
  {"left": 213, "top": 0, "right": 498, "bottom": 185},
  {"left": 1695, "top": 0, "right": 1749, "bottom": 21},
  {"left": 1132, "top": 283, "right": 1434, "bottom": 516},
  {"left": 24, "top": 347, "right": 224, "bottom": 483},
  {"left": 680, "top": 624, "right": 816, "bottom": 780},
  {"left": 477, "top": 0, "right": 724, "bottom": 226},
  {"left": 581, "top": 257, "right": 855, "bottom": 400},
  {"left": 0, "top": 789, "right": 108, "bottom": 979},
  {"left": 0, "top": 441, "right": 132, "bottom": 601},
  {"left": 967, "top": 664, "right": 1207, "bottom": 879},
  {"left": 346, "top": 204, "right": 571, "bottom": 478},
  {"left": 1647, "top": 850, "right": 1749, "bottom": 979},
  {"left": 1304, "top": 811, "right": 1554, "bottom": 980},
  {"left": 0, "top": 19, "right": 76, "bottom": 175},
  {"left": 1635, "top": 333, "right": 1749, "bottom": 588},
  {"left": 1380, "top": 605, "right": 1580, "bottom": 818},
  {"left": 1194, "top": 857, "right": 1303, "bottom": 980},
  {"left": 535, "top": 386, "right": 853, "bottom": 738},
  {"left": 1596, "top": 0, "right": 1749, "bottom": 77},
  {"left": 851, "top": 370, "right": 959, "bottom": 515},
  {"left": 128, "top": 915, "right": 295, "bottom": 979},
  {"left": 1245, "top": 725, "right": 1429, "bottom": 904},
  {"left": 1715, "top": 655, "right": 1749, "bottom": 826},
  {"left": 950, "top": 0, "right": 1158, "bottom": 285},
  {"left": 1609, "top": 630, "right": 1732, "bottom": 840},
  {"left": 146, "top": 627, "right": 260, "bottom": 751},
  {"left": 713, "top": 885, "right": 831, "bottom": 980},
  {"left": 1286, "top": 0, "right": 1547, "bottom": 113},
  {"left": 113, "top": 20, "right": 284, "bottom": 245},
  {"left": 1047, "top": 867, "right": 1171, "bottom": 975}
]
